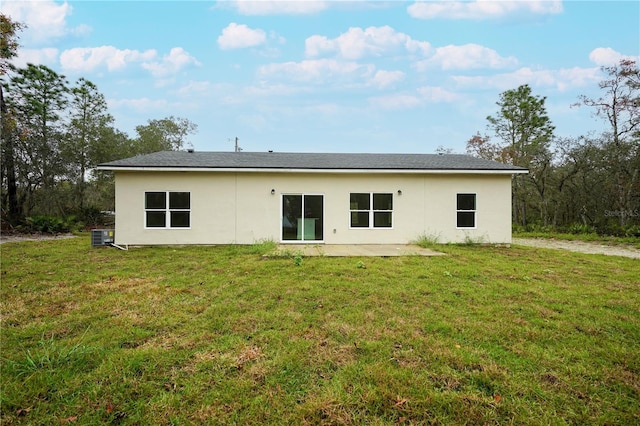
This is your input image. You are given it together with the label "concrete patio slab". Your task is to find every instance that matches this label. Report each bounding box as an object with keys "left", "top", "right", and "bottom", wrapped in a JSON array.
[{"left": 274, "top": 244, "right": 445, "bottom": 257}]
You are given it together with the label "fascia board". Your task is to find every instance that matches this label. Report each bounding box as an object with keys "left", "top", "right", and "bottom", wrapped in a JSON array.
[{"left": 96, "top": 166, "right": 529, "bottom": 175}]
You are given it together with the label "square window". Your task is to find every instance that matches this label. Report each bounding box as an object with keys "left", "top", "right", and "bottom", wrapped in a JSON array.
[
  {"left": 146, "top": 211, "right": 166, "bottom": 227},
  {"left": 457, "top": 193, "right": 475, "bottom": 211},
  {"left": 374, "top": 211, "right": 392, "bottom": 227},
  {"left": 457, "top": 212, "right": 475, "bottom": 228},
  {"left": 145, "top": 192, "right": 166, "bottom": 209},
  {"left": 350, "top": 193, "right": 370, "bottom": 210},
  {"left": 373, "top": 193, "right": 393, "bottom": 210},
  {"left": 349, "top": 193, "right": 393, "bottom": 228},
  {"left": 351, "top": 211, "right": 370, "bottom": 227},
  {"left": 170, "top": 211, "right": 190, "bottom": 227},
  {"left": 169, "top": 192, "right": 190, "bottom": 209},
  {"left": 145, "top": 191, "right": 190, "bottom": 229}
]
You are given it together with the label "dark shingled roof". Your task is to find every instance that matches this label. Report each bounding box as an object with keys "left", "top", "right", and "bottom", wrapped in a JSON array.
[{"left": 98, "top": 151, "right": 527, "bottom": 172}]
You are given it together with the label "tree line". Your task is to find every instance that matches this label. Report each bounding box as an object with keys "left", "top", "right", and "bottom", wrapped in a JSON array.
[
  {"left": 466, "top": 59, "right": 639, "bottom": 236},
  {"left": 1, "top": 14, "right": 197, "bottom": 231},
  {"left": 2, "top": 14, "right": 638, "bottom": 235}
]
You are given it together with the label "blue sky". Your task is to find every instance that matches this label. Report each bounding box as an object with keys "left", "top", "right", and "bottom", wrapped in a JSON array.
[{"left": 2, "top": 1, "right": 638, "bottom": 154}]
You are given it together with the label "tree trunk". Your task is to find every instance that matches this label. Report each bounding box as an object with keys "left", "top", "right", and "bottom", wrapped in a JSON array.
[{"left": 0, "top": 85, "right": 20, "bottom": 226}]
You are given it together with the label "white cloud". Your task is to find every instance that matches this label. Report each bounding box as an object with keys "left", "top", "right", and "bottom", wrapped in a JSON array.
[
  {"left": 142, "top": 47, "right": 201, "bottom": 78},
  {"left": 407, "top": 0, "right": 563, "bottom": 20},
  {"left": 60, "top": 46, "right": 198, "bottom": 78},
  {"left": 1, "top": 0, "right": 90, "bottom": 44},
  {"left": 370, "top": 70, "right": 405, "bottom": 89},
  {"left": 370, "top": 84, "right": 461, "bottom": 110},
  {"left": 589, "top": 47, "right": 639, "bottom": 67},
  {"left": 305, "top": 35, "right": 334, "bottom": 57},
  {"left": 218, "top": 23, "right": 267, "bottom": 50},
  {"left": 174, "top": 80, "right": 217, "bottom": 97},
  {"left": 60, "top": 46, "right": 156, "bottom": 73},
  {"left": 369, "top": 93, "right": 422, "bottom": 110},
  {"left": 416, "top": 44, "right": 517, "bottom": 70},
  {"left": 417, "top": 86, "right": 460, "bottom": 102},
  {"left": 226, "top": 0, "right": 328, "bottom": 15},
  {"left": 258, "top": 59, "right": 375, "bottom": 84},
  {"left": 107, "top": 97, "right": 170, "bottom": 112},
  {"left": 452, "top": 66, "right": 601, "bottom": 91},
  {"left": 369, "top": 84, "right": 460, "bottom": 109},
  {"left": 306, "top": 26, "right": 431, "bottom": 60},
  {"left": 244, "top": 83, "right": 310, "bottom": 97},
  {"left": 12, "top": 48, "right": 59, "bottom": 68},
  {"left": 553, "top": 67, "right": 603, "bottom": 91}
]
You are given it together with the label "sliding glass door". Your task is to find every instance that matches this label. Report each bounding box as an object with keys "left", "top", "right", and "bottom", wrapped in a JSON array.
[{"left": 282, "top": 194, "right": 323, "bottom": 242}]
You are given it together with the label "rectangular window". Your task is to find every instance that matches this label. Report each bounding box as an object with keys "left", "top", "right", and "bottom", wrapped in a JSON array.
[
  {"left": 145, "top": 191, "right": 190, "bottom": 228},
  {"left": 456, "top": 193, "right": 476, "bottom": 228},
  {"left": 350, "top": 193, "right": 393, "bottom": 228},
  {"left": 281, "top": 194, "right": 324, "bottom": 241}
]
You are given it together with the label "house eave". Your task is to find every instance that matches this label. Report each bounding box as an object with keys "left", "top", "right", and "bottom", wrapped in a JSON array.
[{"left": 96, "top": 166, "right": 528, "bottom": 174}]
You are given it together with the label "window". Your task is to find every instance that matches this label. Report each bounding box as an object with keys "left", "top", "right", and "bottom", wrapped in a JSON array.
[
  {"left": 145, "top": 191, "right": 190, "bottom": 228},
  {"left": 456, "top": 193, "right": 476, "bottom": 228},
  {"left": 350, "top": 193, "right": 393, "bottom": 228}
]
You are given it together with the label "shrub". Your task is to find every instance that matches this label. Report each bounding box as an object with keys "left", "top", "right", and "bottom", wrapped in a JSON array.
[
  {"left": 566, "top": 223, "right": 596, "bottom": 235},
  {"left": 412, "top": 232, "right": 441, "bottom": 247},
  {"left": 23, "top": 216, "right": 69, "bottom": 234},
  {"left": 21, "top": 215, "right": 84, "bottom": 234},
  {"left": 249, "top": 238, "right": 278, "bottom": 255},
  {"left": 624, "top": 225, "right": 640, "bottom": 238}
]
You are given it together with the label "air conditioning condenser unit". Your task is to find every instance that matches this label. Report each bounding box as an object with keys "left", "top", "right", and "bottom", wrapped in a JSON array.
[{"left": 91, "top": 229, "right": 115, "bottom": 247}]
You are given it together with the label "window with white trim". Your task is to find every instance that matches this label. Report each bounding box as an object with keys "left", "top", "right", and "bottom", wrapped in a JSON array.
[
  {"left": 456, "top": 193, "right": 476, "bottom": 228},
  {"left": 350, "top": 193, "right": 393, "bottom": 228},
  {"left": 145, "top": 191, "right": 190, "bottom": 228}
]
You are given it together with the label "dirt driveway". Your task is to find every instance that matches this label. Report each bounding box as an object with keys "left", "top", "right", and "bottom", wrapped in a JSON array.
[{"left": 513, "top": 238, "right": 640, "bottom": 259}]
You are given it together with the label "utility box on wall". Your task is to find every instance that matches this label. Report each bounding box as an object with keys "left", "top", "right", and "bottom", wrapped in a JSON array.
[{"left": 91, "top": 229, "right": 115, "bottom": 247}]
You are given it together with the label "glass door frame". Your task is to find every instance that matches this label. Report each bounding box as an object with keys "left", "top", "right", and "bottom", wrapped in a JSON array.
[{"left": 280, "top": 193, "right": 325, "bottom": 243}]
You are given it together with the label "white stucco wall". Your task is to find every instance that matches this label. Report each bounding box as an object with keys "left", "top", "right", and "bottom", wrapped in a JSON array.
[{"left": 113, "top": 171, "right": 513, "bottom": 245}]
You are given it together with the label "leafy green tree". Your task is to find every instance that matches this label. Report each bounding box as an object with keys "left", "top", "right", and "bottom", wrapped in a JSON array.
[
  {"left": 61, "top": 78, "right": 114, "bottom": 209},
  {"left": 87, "top": 126, "right": 135, "bottom": 212},
  {"left": 485, "top": 84, "right": 555, "bottom": 226},
  {"left": 133, "top": 116, "right": 197, "bottom": 153},
  {"left": 576, "top": 59, "right": 639, "bottom": 227},
  {"left": 0, "top": 13, "right": 23, "bottom": 75},
  {"left": 544, "top": 137, "right": 587, "bottom": 228},
  {"left": 4, "top": 64, "right": 69, "bottom": 216},
  {"left": 465, "top": 132, "right": 508, "bottom": 162},
  {"left": 1, "top": 23, "right": 201, "bottom": 226}
]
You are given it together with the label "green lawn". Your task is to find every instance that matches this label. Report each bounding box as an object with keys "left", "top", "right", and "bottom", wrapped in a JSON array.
[{"left": 1, "top": 237, "right": 639, "bottom": 425}]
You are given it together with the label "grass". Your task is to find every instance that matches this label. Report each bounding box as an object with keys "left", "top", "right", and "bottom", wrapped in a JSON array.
[{"left": 1, "top": 236, "right": 639, "bottom": 425}]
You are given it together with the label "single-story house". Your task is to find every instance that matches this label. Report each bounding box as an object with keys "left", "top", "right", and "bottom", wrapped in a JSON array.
[{"left": 97, "top": 151, "right": 528, "bottom": 246}]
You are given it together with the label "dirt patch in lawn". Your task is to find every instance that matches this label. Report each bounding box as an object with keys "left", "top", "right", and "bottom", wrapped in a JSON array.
[
  {"left": 275, "top": 244, "right": 445, "bottom": 257},
  {"left": 513, "top": 238, "right": 640, "bottom": 259},
  {"left": 2, "top": 233, "right": 637, "bottom": 259},
  {"left": 0, "top": 233, "right": 78, "bottom": 244}
]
